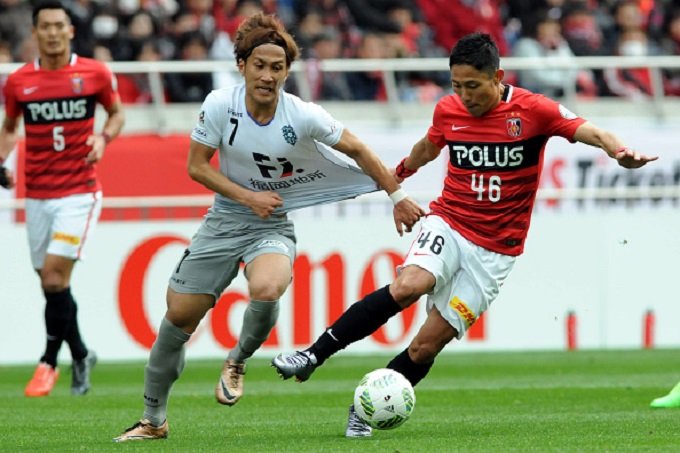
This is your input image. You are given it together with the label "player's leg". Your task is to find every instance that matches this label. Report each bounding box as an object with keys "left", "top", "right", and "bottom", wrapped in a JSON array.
[
  {"left": 115, "top": 210, "right": 251, "bottom": 441},
  {"left": 271, "top": 264, "right": 435, "bottom": 381},
  {"left": 272, "top": 216, "right": 458, "bottom": 381},
  {"left": 217, "top": 252, "right": 292, "bottom": 406},
  {"left": 24, "top": 198, "right": 61, "bottom": 397},
  {"left": 387, "top": 306, "right": 457, "bottom": 386},
  {"left": 113, "top": 290, "right": 214, "bottom": 442}
]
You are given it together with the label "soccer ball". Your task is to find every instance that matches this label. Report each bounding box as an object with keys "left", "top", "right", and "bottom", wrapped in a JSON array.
[{"left": 353, "top": 368, "right": 416, "bottom": 430}]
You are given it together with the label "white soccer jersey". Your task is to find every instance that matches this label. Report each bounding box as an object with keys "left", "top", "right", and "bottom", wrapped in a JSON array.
[{"left": 191, "top": 84, "right": 378, "bottom": 214}]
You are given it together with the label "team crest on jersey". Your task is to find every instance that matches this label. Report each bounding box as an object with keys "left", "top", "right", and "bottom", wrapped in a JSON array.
[
  {"left": 71, "top": 75, "right": 83, "bottom": 94},
  {"left": 282, "top": 125, "right": 297, "bottom": 145},
  {"left": 506, "top": 118, "right": 522, "bottom": 138}
]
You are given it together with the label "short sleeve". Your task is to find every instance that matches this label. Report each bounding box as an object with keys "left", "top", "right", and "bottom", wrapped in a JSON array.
[
  {"left": 3, "top": 74, "right": 20, "bottom": 118},
  {"left": 97, "top": 63, "right": 120, "bottom": 109},
  {"left": 427, "top": 100, "right": 447, "bottom": 149},
  {"left": 532, "top": 95, "right": 587, "bottom": 142},
  {"left": 304, "top": 101, "right": 344, "bottom": 147},
  {"left": 191, "top": 91, "right": 223, "bottom": 148}
]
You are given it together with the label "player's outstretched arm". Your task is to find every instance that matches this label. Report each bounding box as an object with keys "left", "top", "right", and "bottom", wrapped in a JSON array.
[
  {"left": 186, "top": 140, "right": 283, "bottom": 218},
  {"left": 572, "top": 122, "right": 659, "bottom": 169},
  {"left": 332, "top": 129, "right": 425, "bottom": 236}
]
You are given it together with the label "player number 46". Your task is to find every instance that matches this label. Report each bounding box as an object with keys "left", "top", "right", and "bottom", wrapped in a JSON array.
[{"left": 471, "top": 174, "right": 501, "bottom": 202}]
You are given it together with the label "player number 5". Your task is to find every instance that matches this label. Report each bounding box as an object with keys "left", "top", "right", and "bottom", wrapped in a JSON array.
[
  {"left": 471, "top": 174, "right": 501, "bottom": 202},
  {"left": 53, "top": 126, "right": 65, "bottom": 152}
]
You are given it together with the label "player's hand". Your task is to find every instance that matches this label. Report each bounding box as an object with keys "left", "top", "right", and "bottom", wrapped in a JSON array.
[
  {"left": 248, "top": 191, "right": 284, "bottom": 218},
  {"left": 84, "top": 134, "right": 106, "bottom": 164},
  {"left": 616, "top": 148, "right": 658, "bottom": 169},
  {"left": 0, "top": 166, "right": 15, "bottom": 189},
  {"left": 393, "top": 197, "right": 426, "bottom": 236}
]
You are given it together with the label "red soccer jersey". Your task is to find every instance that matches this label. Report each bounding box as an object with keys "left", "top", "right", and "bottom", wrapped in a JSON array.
[
  {"left": 427, "top": 85, "right": 587, "bottom": 256},
  {"left": 3, "top": 54, "right": 119, "bottom": 199}
]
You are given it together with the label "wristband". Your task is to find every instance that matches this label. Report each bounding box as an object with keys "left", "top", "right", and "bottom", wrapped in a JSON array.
[
  {"left": 395, "top": 158, "right": 417, "bottom": 178},
  {"left": 615, "top": 147, "right": 627, "bottom": 154},
  {"left": 389, "top": 188, "right": 408, "bottom": 205},
  {"left": 102, "top": 132, "right": 112, "bottom": 144}
]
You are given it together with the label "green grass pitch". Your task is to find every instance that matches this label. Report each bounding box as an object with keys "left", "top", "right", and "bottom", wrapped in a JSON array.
[{"left": 1, "top": 349, "right": 678, "bottom": 452}]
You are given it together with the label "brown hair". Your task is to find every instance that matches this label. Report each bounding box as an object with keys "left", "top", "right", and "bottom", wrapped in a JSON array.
[{"left": 233, "top": 12, "right": 299, "bottom": 67}]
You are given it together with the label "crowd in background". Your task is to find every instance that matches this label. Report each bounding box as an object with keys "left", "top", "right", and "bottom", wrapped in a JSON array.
[{"left": 2, "top": 0, "right": 680, "bottom": 103}]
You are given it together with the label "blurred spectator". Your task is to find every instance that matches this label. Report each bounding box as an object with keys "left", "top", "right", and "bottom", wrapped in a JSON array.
[
  {"left": 66, "top": 0, "right": 106, "bottom": 57},
  {"left": 0, "top": 40, "right": 11, "bottom": 105},
  {"left": 305, "top": 27, "right": 353, "bottom": 101},
  {"left": 344, "top": 0, "right": 408, "bottom": 34},
  {"left": 602, "top": 29, "right": 665, "bottom": 100},
  {"left": 660, "top": 8, "right": 680, "bottom": 95},
  {"left": 0, "top": 0, "right": 33, "bottom": 60},
  {"left": 603, "top": 0, "right": 648, "bottom": 53},
  {"left": 513, "top": 9, "right": 580, "bottom": 98},
  {"left": 111, "top": 39, "right": 167, "bottom": 104},
  {"left": 171, "top": 0, "right": 217, "bottom": 47},
  {"left": 345, "top": 32, "right": 389, "bottom": 101},
  {"left": 90, "top": 10, "right": 125, "bottom": 59},
  {"left": 215, "top": 0, "right": 274, "bottom": 39},
  {"left": 17, "top": 35, "right": 38, "bottom": 63},
  {"left": 164, "top": 31, "right": 214, "bottom": 102},
  {"left": 561, "top": 2, "right": 606, "bottom": 56},
  {"left": 416, "top": 0, "right": 509, "bottom": 56},
  {"left": 293, "top": 0, "right": 359, "bottom": 58}
]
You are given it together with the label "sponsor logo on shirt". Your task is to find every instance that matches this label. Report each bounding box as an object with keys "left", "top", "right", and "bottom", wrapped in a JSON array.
[
  {"left": 193, "top": 127, "right": 207, "bottom": 137},
  {"left": 282, "top": 125, "right": 298, "bottom": 145},
  {"left": 198, "top": 110, "right": 205, "bottom": 124},
  {"left": 24, "top": 96, "right": 95, "bottom": 124},
  {"left": 450, "top": 144, "right": 525, "bottom": 168}
]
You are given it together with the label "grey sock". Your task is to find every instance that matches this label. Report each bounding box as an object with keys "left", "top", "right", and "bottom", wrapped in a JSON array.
[
  {"left": 228, "top": 299, "right": 279, "bottom": 362},
  {"left": 143, "top": 317, "right": 191, "bottom": 426}
]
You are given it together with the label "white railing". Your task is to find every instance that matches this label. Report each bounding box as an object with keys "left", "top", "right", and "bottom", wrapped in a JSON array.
[{"left": 3, "top": 55, "right": 680, "bottom": 127}]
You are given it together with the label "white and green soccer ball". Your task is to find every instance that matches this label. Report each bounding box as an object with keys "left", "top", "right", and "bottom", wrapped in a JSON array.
[{"left": 353, "top": 368, "right": 416, "bottom": 430}]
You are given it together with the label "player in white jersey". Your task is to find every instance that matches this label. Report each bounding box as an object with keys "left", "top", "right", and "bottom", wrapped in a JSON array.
[{"left": 114, "top": 12, "right": 425, "bottom": 442}]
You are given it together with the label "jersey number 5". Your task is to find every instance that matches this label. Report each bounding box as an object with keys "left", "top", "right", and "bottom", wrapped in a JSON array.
[
  {"left": 53, "top": 126, "right": 65, "bottom": 152},
  {"left": 471, "top": 174, "right": 501, "bottom": 202}
]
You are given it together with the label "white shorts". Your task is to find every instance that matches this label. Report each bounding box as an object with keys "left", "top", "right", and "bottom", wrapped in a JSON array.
[
  {"left": 25, "top": 192, "right": 102, "bottom": 269},
  {"left": 402, "top": 215, "right": 516, "bottom": 339}
]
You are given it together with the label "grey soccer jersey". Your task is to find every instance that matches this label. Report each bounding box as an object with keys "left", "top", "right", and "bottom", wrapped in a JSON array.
[{"left": 191, "top": 84, "right": 378, "bottom": 214}]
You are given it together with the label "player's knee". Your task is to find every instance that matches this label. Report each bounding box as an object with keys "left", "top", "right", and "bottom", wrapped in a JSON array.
[
  {"left": 40, "top": 271, "right": 68, "bottom": 292},
  {"left": 390, "top": 275, "right": 429, "bottom": 307},
  {"left": 407, "top": 342, "right": 438, "bottom": 364},
  {"left": 248, "top": 281, "right": 287, "bottom": 301}
]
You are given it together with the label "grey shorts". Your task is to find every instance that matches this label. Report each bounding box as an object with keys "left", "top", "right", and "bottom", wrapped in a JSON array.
[{"left": 168, "top": 209, "right": 297, "bottom": 300}]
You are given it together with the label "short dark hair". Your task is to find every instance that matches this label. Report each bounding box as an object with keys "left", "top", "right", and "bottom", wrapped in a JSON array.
[
  {"left": 32, "top": 1, "right": 71, "bottom": 26},
  {"left": 449, "top": 32, "right": 499, "bottom": 76}
]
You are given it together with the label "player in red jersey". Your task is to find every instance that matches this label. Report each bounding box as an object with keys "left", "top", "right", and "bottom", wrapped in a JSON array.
[
  {"left": 0, "top": 1, "right": 124, "bottom": 397},
  {"left": 272, "top": 32, "right": 658, "bottom": 436}
]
